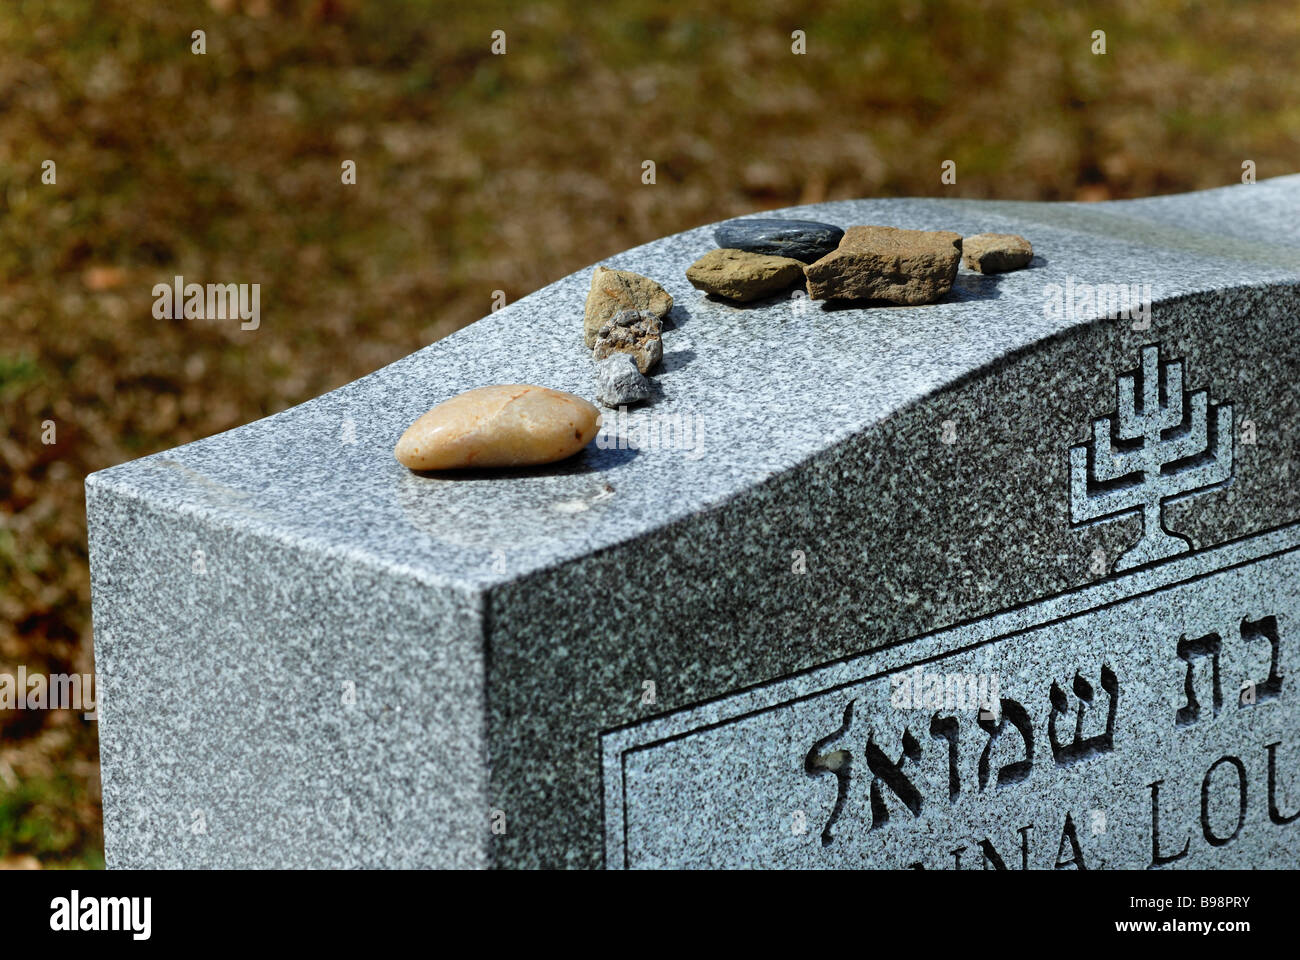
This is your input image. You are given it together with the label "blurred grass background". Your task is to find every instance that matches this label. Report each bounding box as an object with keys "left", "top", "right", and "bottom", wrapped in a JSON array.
[{"left": 1, "top": 0, "right": 1297, "bottom": 868}]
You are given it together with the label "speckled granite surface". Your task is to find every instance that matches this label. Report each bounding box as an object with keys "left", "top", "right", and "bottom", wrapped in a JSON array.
[{"left": 88, "top": 177, "right": 1300, "bottom": 868}]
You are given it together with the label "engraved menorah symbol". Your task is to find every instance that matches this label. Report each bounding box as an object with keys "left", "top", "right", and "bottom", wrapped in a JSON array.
[{"left": 1069, "top": 344, "right": 1233, "bottom": 571}]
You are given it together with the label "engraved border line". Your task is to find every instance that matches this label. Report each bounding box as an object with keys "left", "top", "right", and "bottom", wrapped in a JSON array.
[{"left": 604, "top": 519, "right": 1300, "bottom": 868}]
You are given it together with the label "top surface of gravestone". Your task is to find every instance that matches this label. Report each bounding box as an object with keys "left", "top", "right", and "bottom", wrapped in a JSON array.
[{"left": 88, "top": 177, "right": 1300, "bottom": 591}]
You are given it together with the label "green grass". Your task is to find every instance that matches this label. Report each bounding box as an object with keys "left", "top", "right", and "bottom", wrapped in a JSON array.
[
  {"left": 0, "top": 354, "right": 43, "bottom": 399},
  {"left": 0, "top": 776, "right": 104, "bottom": 870}
]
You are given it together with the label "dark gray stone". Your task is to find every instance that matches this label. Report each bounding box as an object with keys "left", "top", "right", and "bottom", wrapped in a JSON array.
[
  {"left": 714, "top": 217, "right": 845, "bottom": 263},
  {"left": 87, "top": 177, "right": 1300, "bottom": 869}
]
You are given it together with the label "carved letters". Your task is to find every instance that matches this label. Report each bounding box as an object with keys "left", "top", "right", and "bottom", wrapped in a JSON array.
[
  {"left": 978, "top": 698, "right": 1034, "bottom": 789},
  {"left": 807, "top": 612, "right": 1285, "bottom": 847},
  {"left": 1048, "top": 667, "right": 1119, "bottom": 764}
]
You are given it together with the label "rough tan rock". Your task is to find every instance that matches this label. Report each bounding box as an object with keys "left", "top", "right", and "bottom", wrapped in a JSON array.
[
  {"left": 394, "top": 385, "right": 600, "bottom": 471},
  {"left": 685, "top": 248, "right": 806, "bottom": 302},
  {"left": 962, "top": 233, "right": 1034, "bottom": 273},
  {"left": 592, "top": 309, "right": 663, "bottom": 374},
  {"left": 583, "top": 266, "right": 673, "bottom": 348},
  {"left": 804, "top": 226, "right": 963, "bottom": 304}
]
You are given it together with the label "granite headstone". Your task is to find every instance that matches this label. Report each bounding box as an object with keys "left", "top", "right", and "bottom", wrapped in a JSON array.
[{"left": 87, "top": 177, "right": 1300, "bottom": 868}]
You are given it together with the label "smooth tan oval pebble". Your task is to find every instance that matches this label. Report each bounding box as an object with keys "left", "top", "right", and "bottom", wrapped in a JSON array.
[{"left": 395, "top": 384, "right": 601, "bottom": 471}]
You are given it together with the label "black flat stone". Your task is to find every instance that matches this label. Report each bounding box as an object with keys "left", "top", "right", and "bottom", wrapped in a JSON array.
[{"left": 713, "top": 218, "right": 845, "bottom": 264}]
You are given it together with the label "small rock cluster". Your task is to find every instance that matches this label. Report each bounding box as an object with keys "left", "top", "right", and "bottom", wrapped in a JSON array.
[
  {"left": 687, "top": 218, "right": 1034, "bottom": 306},
  {"left": 592, "top": 308, "right": 663, "bottom": 373},
  {"left": 583, "top": 265, "right": 673, "bottom": 407},
  {"left": 394, "top": 217, "right": 1039, "bottom": 474}
]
